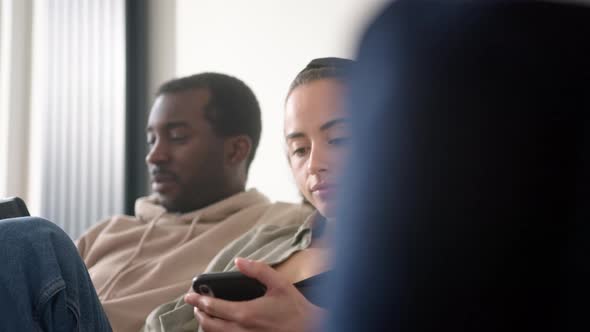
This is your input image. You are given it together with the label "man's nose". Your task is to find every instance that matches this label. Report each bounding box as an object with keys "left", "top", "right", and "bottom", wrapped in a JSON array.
[{"left": 145, "top": 140, "right": 170, "bottom": 165}]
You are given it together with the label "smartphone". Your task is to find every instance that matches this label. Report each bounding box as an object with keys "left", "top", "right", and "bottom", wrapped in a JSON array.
[
  {"left": 0, "top": 197, "right": 30, "bottom": 220},
  {"left": 192, "top": 271, "right": 267, "bottom": 301}
]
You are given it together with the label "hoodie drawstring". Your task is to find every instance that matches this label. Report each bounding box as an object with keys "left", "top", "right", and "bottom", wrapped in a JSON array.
[{"left": 179, "top": 215, "right": 200, "bottom": 245}]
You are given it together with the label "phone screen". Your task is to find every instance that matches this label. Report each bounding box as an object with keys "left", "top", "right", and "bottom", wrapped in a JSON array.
[{"left": 192, "top": 271, "right": 267, "bottom": 301}]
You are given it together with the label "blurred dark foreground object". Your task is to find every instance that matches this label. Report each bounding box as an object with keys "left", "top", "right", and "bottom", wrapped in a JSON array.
[
  {"left": 0, "top": 197, "right": 30, "bottom": 220},
  {"left": 327, "top": 1, "right": 590, "bottom": 331}
]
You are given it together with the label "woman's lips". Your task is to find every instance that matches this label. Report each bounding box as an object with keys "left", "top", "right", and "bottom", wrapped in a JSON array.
[{"left": 311, "top": 184, "right": 337, "bottom": 201}]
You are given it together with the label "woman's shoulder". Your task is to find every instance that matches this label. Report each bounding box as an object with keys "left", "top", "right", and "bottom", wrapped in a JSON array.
[{"left": 204, "top": 215, "right": 316, "bottom": 273}]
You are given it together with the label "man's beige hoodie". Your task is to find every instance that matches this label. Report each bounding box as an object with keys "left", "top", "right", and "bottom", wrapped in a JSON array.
[{"left": 76, "top": 189, "right": 312, "bottom": 332}]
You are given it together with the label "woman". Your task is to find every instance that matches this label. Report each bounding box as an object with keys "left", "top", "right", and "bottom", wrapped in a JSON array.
[{"left": 142, "top": 57, "right": 354, "bottom": 332}]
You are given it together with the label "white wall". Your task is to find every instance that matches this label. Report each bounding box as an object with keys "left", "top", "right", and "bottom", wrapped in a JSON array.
[
  {"left": 175, "top": 0, "right": 389, "bottom": 203},
  {"left": 148, "top": 0, "right": 177, "bottom": 98},
  {"left": 0, "top": 0, "right": 32, "bottom": 200}
]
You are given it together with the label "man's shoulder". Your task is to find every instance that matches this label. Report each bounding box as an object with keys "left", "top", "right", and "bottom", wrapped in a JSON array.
[
  {"left": 78, "top": 214, "right": 140, "bottom": 238},
  {"left": 76, "top": 214, "right": 139, "bottom": 255},
  {"left": 251, "top": 201, "right": 314, "bottom": 227}
]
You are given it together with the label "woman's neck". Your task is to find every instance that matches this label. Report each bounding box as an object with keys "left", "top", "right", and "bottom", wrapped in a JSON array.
[{"left": 310, "top": 215, "right": 335, "bottom": 248}]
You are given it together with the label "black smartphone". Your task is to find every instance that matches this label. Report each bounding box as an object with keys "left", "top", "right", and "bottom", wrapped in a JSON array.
[
  {"left": 192, "top": 271, "right": 267, "bottom": 301},
  {"left": 0, "top": 197, "right": 30, "bottom": 220}
]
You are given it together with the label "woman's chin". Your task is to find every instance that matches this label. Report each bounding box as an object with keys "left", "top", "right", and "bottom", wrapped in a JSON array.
[{"left": 316, "top": 201, "right": 338, "bottom": 220}]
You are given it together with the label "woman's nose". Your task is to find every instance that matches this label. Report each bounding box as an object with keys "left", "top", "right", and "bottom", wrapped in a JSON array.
[{"left": 307, "top": 145, "right": 329, "bottom": 175}]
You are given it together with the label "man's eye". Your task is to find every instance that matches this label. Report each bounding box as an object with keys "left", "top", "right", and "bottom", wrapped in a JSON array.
[
  {"left": 170, "top": 133, "right": 188, "bottom": 142},
  {"left": 329, "top": 137, "right": 351, "bottom": 146}
]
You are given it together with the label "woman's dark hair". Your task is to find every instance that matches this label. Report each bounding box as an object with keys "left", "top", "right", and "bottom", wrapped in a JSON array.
[{"left": 286, "top": 57, "right": 355, "bottom": 100}]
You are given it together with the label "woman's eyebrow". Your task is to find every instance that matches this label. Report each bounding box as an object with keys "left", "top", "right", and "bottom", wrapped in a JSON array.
[
  {"left": 285, "top": 132, "right": 305, "bottom": 140},
  {"left": 286, "top": 118, "right": 349, "bottom": 140},
  {"left": 320, "top": 118, "right": 348, "bottom": 131}
]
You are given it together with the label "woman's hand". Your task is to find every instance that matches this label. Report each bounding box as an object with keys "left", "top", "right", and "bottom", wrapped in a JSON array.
[{"left": 184, "top": 258, "right": 325, "bottom": 332}]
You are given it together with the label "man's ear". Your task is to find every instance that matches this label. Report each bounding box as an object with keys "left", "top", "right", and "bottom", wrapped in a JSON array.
[{"left": 224, "top": 135, "right": 252, "bottom": 167}]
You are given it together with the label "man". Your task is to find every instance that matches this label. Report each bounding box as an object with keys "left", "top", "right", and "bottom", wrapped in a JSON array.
[{"left": 76, "top": 73, "right": 311, "bottom": 331}]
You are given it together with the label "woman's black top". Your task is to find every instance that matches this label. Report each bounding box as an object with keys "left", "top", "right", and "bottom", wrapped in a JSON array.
[{"left": 294, "top": 271, "right": 331, "bottom": 308}]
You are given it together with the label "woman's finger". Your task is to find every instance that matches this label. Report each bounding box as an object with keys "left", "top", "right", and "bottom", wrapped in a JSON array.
[
  {"left": 192, "top": 293, "right": 250, "bottom": 323},
  {"left": 235, "top": 258, "right": 290, "bottom": 291},
  {"left": 195, "top": 307, "right": 236, "bottom": 332}
]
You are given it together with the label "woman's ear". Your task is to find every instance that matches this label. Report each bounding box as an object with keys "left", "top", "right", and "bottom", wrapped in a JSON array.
[{"left": 224, "top": 135, "right": 252, "bottom": 167}]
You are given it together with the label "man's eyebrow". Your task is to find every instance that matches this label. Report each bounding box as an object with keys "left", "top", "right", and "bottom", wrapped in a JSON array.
[
  {"left": 320, "top": 118, "right": 348, "bottom": 131},
  {"left": 146, "top": 122, "right": 190, "bottom": 132},
  {"left": 164, "top": 122, "right": 190, "bottom": 130}
]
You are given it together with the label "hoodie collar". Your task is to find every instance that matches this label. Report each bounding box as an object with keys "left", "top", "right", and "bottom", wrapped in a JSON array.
[{"left": 134, "top": 189, "right": 270, "bottom": 224}]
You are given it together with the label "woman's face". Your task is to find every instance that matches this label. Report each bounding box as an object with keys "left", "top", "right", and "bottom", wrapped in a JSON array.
[{"left": 284, "top": 78, "right": 350, "bottom": 219}]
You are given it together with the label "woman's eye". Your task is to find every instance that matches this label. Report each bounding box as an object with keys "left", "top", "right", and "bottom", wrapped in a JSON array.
[
  {"left": 329, "top": 137, "right": 351, "bottom": 146},
  {"left": 292, "top": 147, "right": 308, "bottom": 157}
]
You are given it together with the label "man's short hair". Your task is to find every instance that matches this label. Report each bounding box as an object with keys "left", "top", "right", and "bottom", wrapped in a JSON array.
[{"left": 157, "top": 73, "right": 262, "bottom": 170}]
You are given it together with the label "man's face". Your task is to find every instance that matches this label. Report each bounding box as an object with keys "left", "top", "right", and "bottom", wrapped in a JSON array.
[{"left": 145, "top": 88, "right": 227, "bottom": 212}]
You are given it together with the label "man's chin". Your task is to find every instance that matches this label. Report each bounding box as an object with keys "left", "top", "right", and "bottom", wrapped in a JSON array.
[{"left": 154, "top": 192, "right": 180, "bottom": 212}]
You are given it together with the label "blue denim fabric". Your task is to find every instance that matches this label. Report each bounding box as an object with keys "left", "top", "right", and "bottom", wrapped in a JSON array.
[{"left": 0, "top": 217, "right": 111, "bottom": 331}]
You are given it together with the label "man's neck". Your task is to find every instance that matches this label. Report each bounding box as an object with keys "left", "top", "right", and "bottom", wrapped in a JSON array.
[{"left": 182, "top": 186, "right": 246, "bottom": 213}]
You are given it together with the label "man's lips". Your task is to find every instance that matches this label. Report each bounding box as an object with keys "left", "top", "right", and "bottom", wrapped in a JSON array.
[
  {"left": 152, "top": 173, "right": 176, "bottom": 183},
  {"left": 151, "top": 172, "right": 178, "bottom": 192}
]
